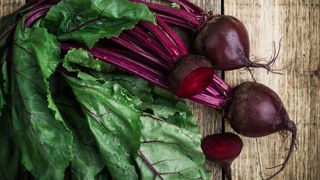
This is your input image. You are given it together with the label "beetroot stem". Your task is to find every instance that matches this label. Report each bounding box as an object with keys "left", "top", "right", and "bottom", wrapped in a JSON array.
[
  {"left": 190, "top": 93, "right": 226, "bottom": 109},
  {"left": 156, "top": 16, "right": 188, "bottom": 57},
  {"left": 204, "top": 85, "right": 221, "bottom": 96},
  {"left": 110, "top": 34, "right": 171, "bottom": 70},
  {"left": 157, "top": 14, "right": 196, "bottom": 30},
  {"left": 126, "top": 27, "right": 173, "bottom": 62},
  {"left": 25, "top": 5, "right": 52, "bottom": 27},
  {"left": 141, "top": 21, "right": 181, "bottom": 62},
  {"left": 211, "top": 74, "right": 232, "bottom": 97}
]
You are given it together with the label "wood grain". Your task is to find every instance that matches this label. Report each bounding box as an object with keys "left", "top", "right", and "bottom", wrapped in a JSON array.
[
  {"left": 0, "top": 0, "right": 25, "bottom": 17},
  {"left": 224, "top": 0, "right": 320, "bottom": 180}
]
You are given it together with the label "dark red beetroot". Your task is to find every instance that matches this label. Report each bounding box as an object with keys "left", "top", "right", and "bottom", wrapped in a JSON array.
[
  {"left": 226, "top": 82, "right": 297, "bottom": 179},
  {"left": 201, "top": 133, "right": 243, "bottom": 180},
  {"left": 168, "top": 55, "right": 214, "bottom": 98},
  {"left": 194, "top": 15, "right": 277, "bottom": 71}
]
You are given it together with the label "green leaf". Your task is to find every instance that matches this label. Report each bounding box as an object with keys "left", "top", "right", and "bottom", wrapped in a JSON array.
[
  {"left": 55, "top": 96, "right": 105, "bottom": 180},
  {"left": 0, "top": 14, "right": 16, "bottom": 34},
  {"left": 0, "top": 110, "right": 20, "bottom": 180},
  {"left": 171, "top": 3, "right": 181, "bottom": 9},
  {"left": 137, "top": 115, "right": 210, "bottom": 180},
  {"left": 95, "top": 168, "right": 112, "bottom": 180},
  {"left": 1, "top": 62, "right": 9, "bottom": 94},
  {"left": 0, "top": 58, "right": 7, "bottom": 112},
  {"left": 64, "top": 69, "right": 142, "bottom": 179},
  {"left": 140, "top": 101, "right": 199, "bottom": 133},
  {"left": 11, "top": 21, "right": 73, "bottom": 179},
  {"left": 42, "top": 0, "right": 155, "bottom": 47},
  {"left": 0, "top": 88, "right": 5, "bottom": 112},
  {"left": 63, "top": 48, "right": 116, "bottom": 81},
  {"left": 93, "top": 73, "right": 154, "bottom": 103}
]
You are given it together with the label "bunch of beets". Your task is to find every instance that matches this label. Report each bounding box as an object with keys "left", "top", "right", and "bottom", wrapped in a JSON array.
[{"left": 2, "top": 0, "right": 297, "bottom": 179}]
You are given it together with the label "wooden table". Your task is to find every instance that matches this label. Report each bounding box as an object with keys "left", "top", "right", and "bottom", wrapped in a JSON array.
[{"left": 1, "top": 0, "right": 319, "bottom": 179}]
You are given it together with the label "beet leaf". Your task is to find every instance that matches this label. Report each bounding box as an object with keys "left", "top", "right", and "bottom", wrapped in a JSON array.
[
  {"left": 63, "top": 49, "right": 143, "bottom": 179},
  {"left": 41, "top": 0, "right": 155, "bottom": 47},
  {"left": 11, "top": 21, "right": 73, "bottom": 179},
  {"left": 137, "top": 115, "right": 210, "bottom": 179},
  {"left": 54, "top": 95, "right": 105, "bottom": 180},
  {"left": 0, "top": 108, "right": 20, "bottom": 179}
]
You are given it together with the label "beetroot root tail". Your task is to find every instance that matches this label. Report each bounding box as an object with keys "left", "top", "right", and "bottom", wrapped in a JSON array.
[
  {"left": 263, "top": 120, "right": 297, "bottom": 180},
  {"left": 221, "top": 162, "right": 232, "bottom": 180},
  {"left": 246, "top": 39, "right": 282, "bottom": 73}
]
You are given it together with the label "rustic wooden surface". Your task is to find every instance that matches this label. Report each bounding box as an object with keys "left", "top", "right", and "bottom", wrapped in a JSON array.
[
  {"left": 1, "top": 0, "right": 319, "bottom": 180},
  {"left": 223, "top": 1, "right": 320, "bottom": 180}
]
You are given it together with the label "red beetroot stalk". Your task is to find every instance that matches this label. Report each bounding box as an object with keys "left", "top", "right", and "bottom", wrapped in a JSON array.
[
  {"left": 122, "top": 16, "right": 231, "bottom": 99},
  {"left": 211, "top": 74, "right": 232, "bottom": 96},
  {"left": 105, "top": 47, "right": 170, "bottom": 74},
  {"left": 61, "top": 43, "right": 226, "bottom": 109},
  {"left": 124, "top": 29, "right": 228, "bottom": 100},
  {"left": 61, "top": 42, "right": 169, "bottom": 89},
  {"left": 110, "top": 34, "right": 171, "bottom": 71},
  {"left": 130, "top": 0, "right": 202, "bottom": 27},
  {"left": 16, "top": 0, "right": 55, "bottom": 15},
  {"left": 1, "top": 2, "right": 55, "bottom": 44},
  {"left": 164, "top": 0, "right": 204, "bottom": 14},
  {"left": 25, "top": 5, "right": 52, "bottom": 27},
  {"left": 25, "top": 4, "right": 51, "bottom": 19},
  {"left": 126, "top": 27, "right": 173, "bottom": 62},
  {"left": 190, "top": 93, "right": 225, "bottom": 109},
  {"left": 156, "top": 15, "right": 188, "bottom": 57},
  {"left": 204, "top": 86, "right": 221, "bottom": 97},
  {"left": 157, "top": 14, "right": 195, "bottom": 30},
  {"left": 140, "top": 21, "right": 181, "bottom": 62},
  {"left": 114, "top": 30, "right": 231, "bottom": 99}
]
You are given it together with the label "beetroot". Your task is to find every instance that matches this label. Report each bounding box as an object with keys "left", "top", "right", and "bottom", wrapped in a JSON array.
[
  {"left": 194, "top": 15, "right": 277, "bottom": 71},
  {"left": 201, "top": 133, "right": 243, "bottom": 180},
  {"left": 134, "top": 2, "right": 279, "bottom": 72},
  {"left": 168, "top": 55, "right": 214, "bottom": 98},
  {"left": 226, "top": 82, "right": 297, "bottom": 179}
]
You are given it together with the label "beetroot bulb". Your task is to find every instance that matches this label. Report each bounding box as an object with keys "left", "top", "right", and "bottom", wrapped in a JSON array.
[
  {"left": 226, "top": 82, "right": 297, "bottom": 179},
  {"left": 201, "top": 133, "right": 243, "bottom": 180},
  {"left": 193, "top": 15, "right": 279, "bottom": 71},
  {"left": 168, "top": 55, "right": 214, "bottom": 98}
]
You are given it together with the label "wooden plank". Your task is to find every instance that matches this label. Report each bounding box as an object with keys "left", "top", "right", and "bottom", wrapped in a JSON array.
[
  {"left": 224, "top": 0, "right": 320, "bottom": 179},
  {"left": 0, "top": 0, "right": 25, "bottom": 17}
]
